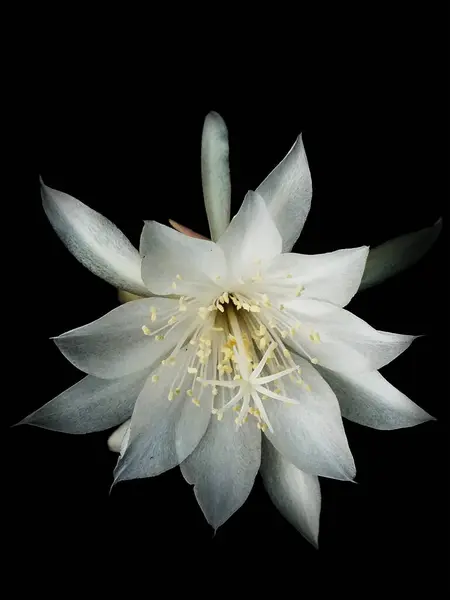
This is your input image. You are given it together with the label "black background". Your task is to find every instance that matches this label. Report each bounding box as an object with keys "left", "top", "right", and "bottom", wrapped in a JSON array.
[{"left": 8, "top": 11, "right": 448, "bottom": 595}]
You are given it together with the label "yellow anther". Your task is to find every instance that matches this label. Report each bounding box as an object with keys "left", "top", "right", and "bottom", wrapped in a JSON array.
[
  {"left": 189, "top": 338, "right": 197, "bottom": 345},
  {"left": 176, "top": 274, "right": 182, "bottom": 280},
  {"left": 243, "top": 417, "right": 248, "bottom": 424},
  {"left": 168, "top": 391, "right": 174, "bottom": 401},
  {"left": 279, "top": 304, "right": 285, "bottom": 311},
  {"left": 168, "top": 316, "right": 177, "bottom": 325},
  {"left": 253, "top": 409, "right": 260, "bottom": 417},
  {"left": 178, "top": 297, "right": 187, "bottom": 312},
  {"left": 221, "top": 292, "right": 229, "bottom": 303},
  {"left": 217, "top": 303, "right": 225, "bottom": 313},
  {"left": 168, "top": 356, "right": 176, "bottom": 365},
  {"left": 175, "top": 387, "right": 181, "bottom": 395},
  {"left": 283, "top": 349, "right": 291, "bottom": 358},
  {"left": 311, "top": 357, "right": 319, "bottom": 365},
  {"left": 303, "top": 384, "right": 312, "bottom": 392},
  {"left": 192, "top": 398, "right": 200, "bottom": 407},
  {"left": 261, "top": 395, "right": 268, "bottom": 400},
  {"left": 150, "top": 307, "right": 157, "bottom": 322},
  {"left": 155, "top": 335, "right": 165, "bottom": 341},
  {"left": 257, "top": 422, "right": 267, "bottom": 432},
  {"left": 274, "top": 388, "right": 281, "bottom": 394},
  {"left": 295, "top": 285, "right": 305, "bottom": 297},
  {"left": 187, "top": 367, "right": 198, "bottom": 374},
  {"left": 171, "top": 281, "right": 177, "bottom": 290},
  {"left": 212, "top": 387, "right": 218, "bottom": 396},
  {"left": 233, "top": 374, "right": 242, "bottom": 380},
  {"left": 280, "top": 330, "right": 288, "bottom": 339},
  {"left": 287, "top": 273, "right": 293, "bottom": 278},
  {"left": 215, "top": 275, "right": 221, "bottom": 281},
  {"left": 141, "top": 325, "right": 151, "bottom": 335},
  {"left": 151, "top": 375, "right": 159, "bottom": 383},
  {"left": 187, "top": 389, "right": 193, "bottom": 397},
  {"left": 242, "top": 302, "right": 250, "bottom": 311},
  {"left": 297, "top": 367, "right": 302, "bottom": 375},
  {"left": 309, "top": 331, "right": 321, "bottom": 343}
]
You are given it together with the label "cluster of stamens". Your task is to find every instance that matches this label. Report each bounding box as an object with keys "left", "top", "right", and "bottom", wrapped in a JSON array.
[{"left": 139, "top": 266, "right": 323, "bottom": 432}]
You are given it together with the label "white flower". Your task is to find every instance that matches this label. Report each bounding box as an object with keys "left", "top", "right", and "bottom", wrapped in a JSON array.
[{"left": 21, "top": 113, "right": 436, "bottom": 547}]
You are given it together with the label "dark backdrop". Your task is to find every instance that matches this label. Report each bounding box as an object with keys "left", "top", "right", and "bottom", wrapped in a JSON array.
[{"left": 9, "top": 14, "right": 448, "bottom": 596}]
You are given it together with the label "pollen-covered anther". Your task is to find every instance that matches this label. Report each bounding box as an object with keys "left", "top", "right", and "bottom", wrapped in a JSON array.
[
  {"left": 178, "top": 296, "right": 187, "bottom": 312},
  {"left": 151, "top": 375, "right": 159, "bottom": 383},
  {"left": 295, "top": 285, "right": 305, "bottom": 297},
  {"left": 309, "top": 331, "right": 321, "bottom": 343},
  {"left": 155, "top": 335, "right": 165, "bottom": 341},
  {"left": 168, "top": 316, "right": 177, "bottom": 325},
  {"left": 311, "top": 357, "right": 319, "bottom": 364},
  {"left": 187, "top": 367, "right": 198, "bottom": 374},
  {"left": 150, "top": 307, "right": 157, "bottom": 322},
  {"left": 192, "top": 398, "right": 200, "bottom": 407},
  {"left": 141, "top": 325, "right": 151, "bottom": 335}
]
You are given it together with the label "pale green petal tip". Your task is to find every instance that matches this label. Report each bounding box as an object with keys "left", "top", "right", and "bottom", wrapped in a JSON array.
[
  {"left": 201, "top": 111, "right": 231, "bottom": 241},
  {"left": 360, "top": 218, "right": 443, "bottom": 290}
]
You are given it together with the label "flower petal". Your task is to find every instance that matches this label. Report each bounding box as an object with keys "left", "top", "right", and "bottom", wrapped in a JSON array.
[
  {"left": 18, "top": 370, "right": 149, "bottom": 433},
  {"left": 41, "top": 179, "right": 148, "bottom": 296},
  {"left": 140, "top": 221, "right": 226, "bottom": 299},
  {"left": 261, "top": 438, "right": 321, "bottom": 547},
  {"left": 256, "top": 135, "right": 312, "bottom": 252},
  {"left": 114, "top": 346, "right": 212, "bottom": 481},
  {"left": 217, "top": 191, "right": 282, "bottom": 283},
  {"left": 54, "top": 297, "right": 196, "bottom": 378},
  {"left": 201, "top": 112, "right": 231, "bottom": 241},
  {"left": 284, "top": 298, "right": 416, "bottom": 374},
  {"left": 317, "top": 367, "right": 434, "bottom": 429},
  {"left": 360, "top": 218, "right": 443, "bottom": 290},
  {"left": 264, "top": 356, "right": 356, "bottom": 481},
  {"left": 180, "top": 411, "right": 261, "bottom": 530},
  {"left": 263, "top": 246, "right": 369, "bottom": 307},
  {"left": 108, "top": 419, "right": 131, "bottom": 452}
]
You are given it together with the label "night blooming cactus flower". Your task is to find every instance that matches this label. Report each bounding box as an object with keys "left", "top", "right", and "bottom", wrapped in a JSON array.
[{"left": 21, "top": 113, "right": 439, "bottom": 547}]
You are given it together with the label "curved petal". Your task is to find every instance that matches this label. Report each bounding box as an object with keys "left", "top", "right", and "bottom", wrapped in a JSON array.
[
  {"left": 256, "top": 135, "right": 312, "bottom": 252},
  {"left": 284, "top": 298, "right": 416, "bottom": 374},
  {"left": 18, "top": 369, "right": 149, "bottom": 433},
  {"left": 114, "top": 346, "right": 212, "bottom": 482},
  {"left": 217, "top": 191, "right": 282, "bottom": 283},
  {"left": 317, "top": 367, "right": 434, "bottom": 429},
  {"left": 360, "top": 218, "right": 443, "bottom": 290},
  {"left": 263, "top": 246, "right": 369, "bottom": 307},
  {"left": 180, "top": 411, "right": 261, "bottom": 530},
  {"left": 264, "top": 356, "right": 356, "bottom": 481},
  {"left": 201, "top": 112, "right": 231, "bottom": 241},
  {"left": 261, "top": 438, "right": 321, "bottom": 547},
  {"left": 108, "top": 419, "right": 131, "bottom": 452},
  {"left": 41, "top": 179, "right": 148, "bottom": 296},
  {"left": 140, "top": 221, "right": 226, "bottom": 299},
  {"left": 54, "top": 297, "right": 196, "bottom": 378}
]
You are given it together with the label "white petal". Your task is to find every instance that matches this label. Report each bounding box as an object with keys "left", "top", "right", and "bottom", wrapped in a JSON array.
[
  {"left": 264, "top": 246, "right": 369, "bottom": 307},
  {"left": 41, "top": 179, "right": 148, "bottom": 296},
  {"left": 264, "top": 356, "right": 356, "bottom": 481},
  {"left": 285, "top": 298, "right": 416, "bottom": 374},
  {"left": 317, "top": 367, "right": 434, "bottom": 429},
  {"left": 55, "top": 297, "right": 195, "bottom": 378},
  {"left": 180, "top": 411, "right": 261, "bottom": 530},
  {"left": 140, "top": 221, "right": 226, "bottom": 299},
  {"left": 114, "top": 346, "right": 212, "bottom": 481},
  {"left": 217, "top": 191, "right": 282, "bottom": 283},
  {"left": 201, "top": 112, "right": 231, "bottom": 241},
  {"left": 18, "top": 370, "right": 149, "bottom": 433},
  {"left": 261, "top": 438, "right": 321, "bottom": 547},
  {"left": 108, "top": 419, "right": 131, "bottom": 452},
  {"left": 360, "top": 218, "right": 443, "bottom": 290},
  {"left": 256, "top": 135, "right": 312, "bottom": 252}
]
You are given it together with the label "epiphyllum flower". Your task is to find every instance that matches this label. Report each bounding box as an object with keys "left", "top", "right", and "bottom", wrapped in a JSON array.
[{"left": 21, "top": 113, "right": 438, "bottom": 547}]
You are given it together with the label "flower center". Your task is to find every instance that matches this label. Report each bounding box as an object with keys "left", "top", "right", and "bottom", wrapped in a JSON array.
[{"left": 141, "top": 283, "right": 322, "bottom": 431}]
